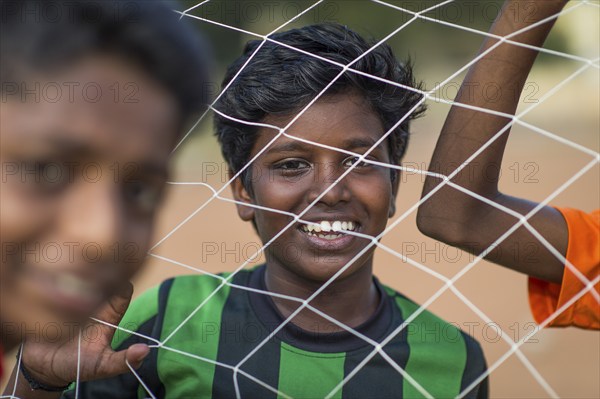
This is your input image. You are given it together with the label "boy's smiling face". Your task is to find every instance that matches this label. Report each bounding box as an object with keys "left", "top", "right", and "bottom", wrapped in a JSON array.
[
  {"left": 0, "top": 55, "right": 179, "bottom": 342},
  {"left": 232, "top": 92, "right": 399, "bottom": 284}
]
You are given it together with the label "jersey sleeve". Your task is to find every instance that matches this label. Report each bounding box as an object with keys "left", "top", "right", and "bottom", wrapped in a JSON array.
[
  {"left": 528, "top": 208, "right": 600, "bottom": 330},
  {"left": 62, "top": 279, "right": 173, "bottom": 398}
]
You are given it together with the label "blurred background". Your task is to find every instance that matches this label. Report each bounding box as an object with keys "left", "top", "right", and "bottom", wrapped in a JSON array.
[{"left": 3, "top": 0, "right": 599, "bottom": 397}]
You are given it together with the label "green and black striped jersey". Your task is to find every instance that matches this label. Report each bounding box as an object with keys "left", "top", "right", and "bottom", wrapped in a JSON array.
[{"left": 66, "top": 266, "right": 488, "bottom": 398}]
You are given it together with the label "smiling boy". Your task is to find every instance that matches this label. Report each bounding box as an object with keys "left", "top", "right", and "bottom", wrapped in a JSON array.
[{"left": 46, "top": 23, "right": 488, "bottom": 399}]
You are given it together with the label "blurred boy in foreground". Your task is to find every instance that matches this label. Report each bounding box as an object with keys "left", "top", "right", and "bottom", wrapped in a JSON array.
[{"left": 1, "top": 0, "right": 209, "bottom": 392}]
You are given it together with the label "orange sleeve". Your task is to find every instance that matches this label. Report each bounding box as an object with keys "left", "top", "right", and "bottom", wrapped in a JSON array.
[{"left": 528, "top": 208, "right": 600, "bottom": 330}]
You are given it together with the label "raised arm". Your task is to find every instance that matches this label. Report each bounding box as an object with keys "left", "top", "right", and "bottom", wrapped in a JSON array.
[{"left": 416, "top": 0, "right": 570, "bottom": 283}]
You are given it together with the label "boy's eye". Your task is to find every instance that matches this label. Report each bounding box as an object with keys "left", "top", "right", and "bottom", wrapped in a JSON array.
[
  {"left": 275, "top": 159, "right": 311, "bottom": 171},
  {"left": 124, "top": 180, "right": 164, "bottom": 214},
  {"left": 343, "top": 156, "right": 371, "bottom": 168},
  {"left": 20, "top": 161, "right": 70, "bottom": 194}
]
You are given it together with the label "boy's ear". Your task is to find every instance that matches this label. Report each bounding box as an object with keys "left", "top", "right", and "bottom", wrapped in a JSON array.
[
  {"left": 389, "top": 170, "right": 401, "bottom": 218},
  {"left": 230, "top": 171, "right": 255, "bottom": 222}
]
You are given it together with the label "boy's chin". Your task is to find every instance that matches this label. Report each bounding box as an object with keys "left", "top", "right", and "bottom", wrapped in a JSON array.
[{"left": 294, "top": 257, "right": 366, "bottom": 284}]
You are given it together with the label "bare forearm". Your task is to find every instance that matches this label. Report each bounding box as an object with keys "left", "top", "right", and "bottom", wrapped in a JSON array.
[{"left": 418, "top": 0, "right": 569, "bottom": 282}]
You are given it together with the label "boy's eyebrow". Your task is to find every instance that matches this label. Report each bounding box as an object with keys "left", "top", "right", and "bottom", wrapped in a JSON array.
[
  {"left": 135, "top": 161, "right": 169, "bottom": 179},
  {"left": 343, "top": 137, "right": 378, "bottom": 151},
  {"left": 43, "top": 135, "right": 91, "bottom": 154},
  {"left": 267, "top": 137, "right": 380, "bottom": 155},
  {"left": 265, "top": 141, "right": 309, "bottom": 155},
  {"left": 39, "top": 135, "right": 168, "bottom": 178}
]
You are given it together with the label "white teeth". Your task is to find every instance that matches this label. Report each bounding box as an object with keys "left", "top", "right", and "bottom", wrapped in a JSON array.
[
  {"left": 301, "top": 220, "right": 358, "bottom": 236},
  {"left": 55, "top": 274, "right": 99, "bottom": 301},
  {"left": 332, "top": 221, "right": 342, "bottom": 232}
]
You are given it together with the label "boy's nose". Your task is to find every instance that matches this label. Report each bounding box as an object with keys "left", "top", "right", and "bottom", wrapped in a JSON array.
[
  {"left": 60, "top": 179, "right": 125, "bottom": 263},
  {"left": 306, "top": 162, "right": 351, "bottom": 206}
]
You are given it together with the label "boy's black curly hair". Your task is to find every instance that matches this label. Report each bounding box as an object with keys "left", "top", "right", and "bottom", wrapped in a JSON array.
[
  {"left": 215, "top": 23, "right": 426, "bottom": 187},
  {"left": 1, "top": 0, "right": 210, "bottom": 129}
]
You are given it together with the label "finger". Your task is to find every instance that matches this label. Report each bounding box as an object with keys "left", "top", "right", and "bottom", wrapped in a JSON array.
[
  {"left": 125, "top": 343, "right": 151, "bottom": 369},
  {"left": 93, "top": 281, "right": 134, "bottom": 330},
  {"left": 93, "top": 344, "right": 150, "bottom": 379},
  {"left": 108, "top": 281, "right": 135, "bottom": 318}
]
